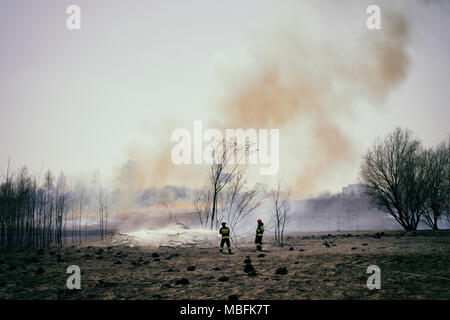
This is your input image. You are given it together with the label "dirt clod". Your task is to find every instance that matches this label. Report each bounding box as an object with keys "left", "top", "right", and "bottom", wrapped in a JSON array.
[
  {"left": 97, "top": 280, "right": 116, "bottom": 288},
  {"left": 244, "top": 264, "right": 255, "bottom": 273},
  {"left": 175, "top": 278, "right": 189, "bottom": 285},
  {"left": 35, "top": 267, "right": 45, "bottom": 275},
  {"left": 275, "top": 267, "right": 288, "bottom": 275}
]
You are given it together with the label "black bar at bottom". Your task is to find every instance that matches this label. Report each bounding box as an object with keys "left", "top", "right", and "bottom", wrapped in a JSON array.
[{"left": 1, "top": 300, "right": 448, "bottom": 319}]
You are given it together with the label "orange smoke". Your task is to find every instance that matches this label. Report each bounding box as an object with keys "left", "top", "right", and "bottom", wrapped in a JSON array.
[
  {"left": 116, "top": 7, "right": 411, "bottom": 199},
  {"left": 216, "top": 11, "right": 410, "bottom": 196}
]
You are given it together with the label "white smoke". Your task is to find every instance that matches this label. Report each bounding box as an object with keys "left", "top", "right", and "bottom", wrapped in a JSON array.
[{"left": 113, "top": 224, "right": 219, "bottom": 247}]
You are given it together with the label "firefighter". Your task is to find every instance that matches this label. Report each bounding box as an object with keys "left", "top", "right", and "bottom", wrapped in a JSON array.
[
  {"left": 219, "top": 222, "right": 232, "bottom": 254},
  {"left": 255, "top": 219, "right": 264, "bottom": 251}
]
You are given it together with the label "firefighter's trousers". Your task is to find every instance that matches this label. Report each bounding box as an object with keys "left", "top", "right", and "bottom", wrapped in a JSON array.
[
  {"left": 255, "top": 235, "right": 263, "bottom": 251},
  {"left": 220, "top": 238, "right": 231, "bottom": 252}
]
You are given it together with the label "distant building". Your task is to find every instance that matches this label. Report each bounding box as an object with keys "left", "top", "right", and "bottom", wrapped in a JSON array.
[{"left": 341, "top": 184, "right": 365, "bottom": 197}]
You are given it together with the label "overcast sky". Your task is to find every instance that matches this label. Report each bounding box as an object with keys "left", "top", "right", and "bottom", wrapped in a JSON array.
[{"left": 0, "top": 0, "right": 449, "bottom": 195}]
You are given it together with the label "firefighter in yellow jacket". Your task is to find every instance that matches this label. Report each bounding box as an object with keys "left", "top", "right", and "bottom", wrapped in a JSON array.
[
  {"left": 219, "top": 222, "right": 232, "bottom": 254},
  {"left": 255, "top": 219, "right": 264, "bottom": 251}
]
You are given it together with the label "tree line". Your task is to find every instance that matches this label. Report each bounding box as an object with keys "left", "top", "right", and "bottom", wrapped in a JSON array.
[{"left": 0, "top": 163, "right": 112, "bottom": 249}]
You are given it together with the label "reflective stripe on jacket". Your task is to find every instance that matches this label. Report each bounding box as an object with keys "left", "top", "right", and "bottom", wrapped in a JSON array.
[
  {"left": 219, "top": 226, "right": 230, "bottom": 239},
  {"left": 256, "top": 224, "right": 264, "bottom": 236}
]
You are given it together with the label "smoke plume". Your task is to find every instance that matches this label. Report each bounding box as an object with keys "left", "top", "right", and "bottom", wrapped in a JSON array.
[
  {"left": 216, "top": 9, "right": 410, "bottom": 196},
  {"left": 116, "top": 5, "right": 411, "bottom": 199}
]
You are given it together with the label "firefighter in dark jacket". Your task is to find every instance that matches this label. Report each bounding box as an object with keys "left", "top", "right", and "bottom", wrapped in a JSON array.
[
  {"left": 219, "top": 222, "right": 232, "bottom": 254},
  {"left": 255, "top": 219, "right": 264, "bottom": 251}
]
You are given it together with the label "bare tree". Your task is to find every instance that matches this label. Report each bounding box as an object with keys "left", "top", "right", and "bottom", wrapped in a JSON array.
[
  {"left": 77, "top": 187, "right": 85, "bottom": 244},
  {"left": 43, "top": 171, "right": 55, "bottom": 246},
  {"left": 98, "top": 185, "right": 105, "bottom": 240},
  {"left": 55, "top": 172, "right": 68, "bottom": 246},
  {"left": 195, "top": 139, "right": 248, "bottom": 230},
  {"left": 97, "top": 183, "right": 112, "bottom": 241},
  {"left": 217, "top": 171, "right": 260, "bottom": 234},
  {"left": 421, "top": 140, "right": 450, "bottom": 230},
  {"left": 194, "top": 188, "right": 212, "bottom": 229},
  {"left": 359, "top": 127, "right": 429, "bottom": 231},
  {"left": 271, "top": 178, "right": 292, "bottom": 247}
]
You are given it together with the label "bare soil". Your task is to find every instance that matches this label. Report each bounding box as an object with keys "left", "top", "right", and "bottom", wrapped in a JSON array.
[{"left": 0, "top": 230, "right": 449, "bottom": 300}]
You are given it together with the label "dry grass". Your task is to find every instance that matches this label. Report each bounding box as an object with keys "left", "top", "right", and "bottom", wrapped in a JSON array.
[{"left": 0, "top": 230, "right": 449, "bottom": 300}]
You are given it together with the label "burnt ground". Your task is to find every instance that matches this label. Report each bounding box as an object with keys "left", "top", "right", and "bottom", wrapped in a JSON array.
[{"left": 0, "top": 230, "right": 449, "bottom": 300}]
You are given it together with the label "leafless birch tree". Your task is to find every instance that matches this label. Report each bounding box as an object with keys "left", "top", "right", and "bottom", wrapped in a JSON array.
[{"left": 271, "top": 178, "right": 292, "bottom": 247}]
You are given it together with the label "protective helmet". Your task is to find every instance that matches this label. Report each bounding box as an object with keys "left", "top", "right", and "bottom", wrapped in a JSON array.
[
  {"left": 221, "top": 222, "right": 226, "bottom": 225},
  {"left": 257, "top": 219, "right": 262, "bottom": 223}
]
